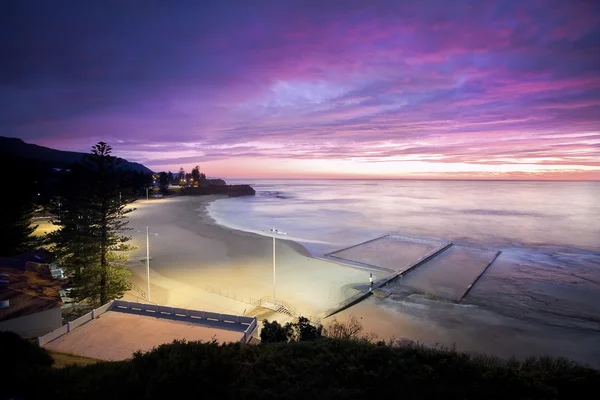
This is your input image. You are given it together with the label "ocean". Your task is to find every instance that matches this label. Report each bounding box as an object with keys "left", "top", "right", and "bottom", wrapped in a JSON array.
[
  {"left": 208, "top": 180, "right": 600, "bottom": 337},
  {"left": 208, "top": 179, "right": 599, "bottom": 253}
]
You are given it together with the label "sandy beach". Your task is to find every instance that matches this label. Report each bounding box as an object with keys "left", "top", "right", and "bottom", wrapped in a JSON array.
[
  {"left": 124, "top": 196, "right": 378, "bottom": 324},
  {"left": 121, "top": 195, "right": 599, "bottom": 368}
]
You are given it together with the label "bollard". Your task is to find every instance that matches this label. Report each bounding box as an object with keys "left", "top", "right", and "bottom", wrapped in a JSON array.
[{"left": 67, "top": 321, "right": 72, "bottom": 332}]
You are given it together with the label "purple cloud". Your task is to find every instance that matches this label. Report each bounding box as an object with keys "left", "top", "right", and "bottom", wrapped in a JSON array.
[{"left": 1, "top": 0, "right": 599, "bottom": 178}]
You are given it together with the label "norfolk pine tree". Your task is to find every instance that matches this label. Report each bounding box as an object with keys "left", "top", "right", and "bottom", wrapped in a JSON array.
[
  {"left": 47, "top": 142, "right": 135, "bottom": 306},
  {"left": 191, "top": 165, "right": 200, "bottom": 186}
]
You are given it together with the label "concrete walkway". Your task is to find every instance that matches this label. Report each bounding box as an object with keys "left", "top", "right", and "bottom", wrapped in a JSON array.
[{"left": 45, "top": 310, "right": 244, "bottom": 361}]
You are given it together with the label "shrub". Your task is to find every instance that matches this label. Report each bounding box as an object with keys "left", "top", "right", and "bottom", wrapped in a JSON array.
[
  {"left": 261, "top": 316, "right": 323, "bottom": 343},
  {"left": 293, "top": 316, "right": 323, "bottom": 341},
  {"left": 260, "top": 319, "right": 293, "bottom": 343},
  {"left": 0, "top": 331, "right": 54, "bottom": 369},
  {"left": 2, "top": 335, "right": 599, "bottom": 399}
]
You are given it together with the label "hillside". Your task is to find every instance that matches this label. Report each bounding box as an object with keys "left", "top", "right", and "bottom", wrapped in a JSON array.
[
  {"left": 2, "top": 332, "right": 598, "bottom": 399},
  {"left": 0, "top": 136, "right": 152, "bottom": 174}
]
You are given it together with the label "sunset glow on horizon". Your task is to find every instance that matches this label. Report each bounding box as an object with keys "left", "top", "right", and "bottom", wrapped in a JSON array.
[{"left": 2, "top": 1, "right": 599, "bottom": 180}]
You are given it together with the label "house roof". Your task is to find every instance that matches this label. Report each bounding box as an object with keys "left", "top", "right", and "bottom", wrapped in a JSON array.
[{"left": 0, "top": 259, "right": 63, "bottom": 322}]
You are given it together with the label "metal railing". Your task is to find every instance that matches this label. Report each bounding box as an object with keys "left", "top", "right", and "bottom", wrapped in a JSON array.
[
  {"left": 38, "top": 299, "right": 258, "bottom": 346},
  {"left": 204, "top": 285, "right": 300, "bottom": 318},
  {"left": 130, "top": 282, "right": 146, "bottom": 299}
]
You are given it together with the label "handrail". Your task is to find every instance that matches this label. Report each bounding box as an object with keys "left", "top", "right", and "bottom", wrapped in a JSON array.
[
  {"left": 203, "top": 285, "right": 308, "bottom": 321},
  {"left": 130, "top": 282, "right": 146, "bottom": 298}
]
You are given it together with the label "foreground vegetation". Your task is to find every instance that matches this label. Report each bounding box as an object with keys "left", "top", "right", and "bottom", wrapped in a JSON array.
[
  {"left": 2, "top": 331, "right": 598, "bottom": 400},
  {"left": 47, "top": 350, "right": 99, "bottom": 369}
]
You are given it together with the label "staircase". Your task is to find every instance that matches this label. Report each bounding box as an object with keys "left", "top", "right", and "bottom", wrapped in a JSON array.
[
  {"left": 130, "top": 283, "right": 146, "bottom": 299},
  {"left": 257, "top": 296, "right": 297, "bottom": 318}
]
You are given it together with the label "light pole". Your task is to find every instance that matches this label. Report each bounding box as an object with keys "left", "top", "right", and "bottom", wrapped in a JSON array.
[
  {"left": 146, "top": 187, "right": 149, "bottom": 201},
  {"left": 269, "top": 228, "right": 287, "bottom": 304},
  {"left": 146, "top": 226, "right": 150, "bottom": 301},
  {"left": 138, "top": 227, "right": 158, "bottom": 302}
]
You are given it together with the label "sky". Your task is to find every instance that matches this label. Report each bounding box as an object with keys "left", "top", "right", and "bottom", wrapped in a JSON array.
[{"left": 1, "top": 0, "right": 599, "bottom": 180}]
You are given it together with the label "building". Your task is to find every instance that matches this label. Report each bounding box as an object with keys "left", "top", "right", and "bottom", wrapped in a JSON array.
[{"left": 0, "top": 258, "right": 63, "bottom": 338}]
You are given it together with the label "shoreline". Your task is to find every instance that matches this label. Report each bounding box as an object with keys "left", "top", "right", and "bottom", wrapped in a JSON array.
[
  {"left": 124, "top": 195, "right": 377, "bottom": 322},
  {"left": 200, "top": 195, "right": 314, "bottom": 258},
  {"left": 122, "top": 195, "right": 600, "bottom": 369}
]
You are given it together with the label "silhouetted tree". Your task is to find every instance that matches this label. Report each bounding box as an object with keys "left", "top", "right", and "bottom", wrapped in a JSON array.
[
  {"left": 0, "top": 156, "right": 40, "bottom": 256},
  {"left": 178, "top": 168, "right": 185, "bottom": 185},
  {"left": 167, "top": 171, "right": 174, "bottom": 184},
  {"left": 191, "top": 165, "right": 200, "bottom": 186},
  {"left": 159, "top": 172, "right": 169, "bottom": 194},
  {"left": 47, "top": 142, "right": 134, "bottom": 306},
  {"left": 293, "top": 317, "right": 323, "bottom": 341},
  {"left": 260, "top": 317, "right": 322, "bottom": 343},
  {"left": 260, "top": 320, "right": 293, "bottom": 343},
  {"left": 130, "top": 171, "right": 153, "bottom": 197}
]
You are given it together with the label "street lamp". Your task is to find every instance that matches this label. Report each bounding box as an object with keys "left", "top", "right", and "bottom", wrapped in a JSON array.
[
  {"left": 269, "top": 228, "right": 287, "bottom": 304},
  {"left": 146, "top": 226, "right": 150, "bottom": 301},
  {"left": 138, "top": 227, "right": 158, "bottom": 302}
]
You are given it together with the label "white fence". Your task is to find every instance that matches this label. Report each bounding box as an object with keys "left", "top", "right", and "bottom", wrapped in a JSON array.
[
  {"left": 37, "top": 301, "right": 113, "bottom": 346},
  {"left": 38, "top": 300, "right": 258, "bottom": 346}
]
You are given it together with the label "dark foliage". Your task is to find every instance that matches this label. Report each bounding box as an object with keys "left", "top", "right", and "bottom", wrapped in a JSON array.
[
  {"left": 260, "top": 319, "right": 293, "bottom": 343},
  {"left": 261, "top": 317, "right": 323, "bottom": 343},
  {"left": 0, "top": 331, "right": 54, "bottom": 369},
  {"left": 2, "top": 333, "right": 599, "bottom": 400},
  {"left": 293, "top": 316, "right": 323, "bottom": 341},
  {"left": 0, "top": 155, "right": 41, "bottom": 256},
  {"left": 158, "top": 171, "right": 169, "bottom": 194},
  {"left": 46, "top": 142, "right": 134, "bottom": 305}
]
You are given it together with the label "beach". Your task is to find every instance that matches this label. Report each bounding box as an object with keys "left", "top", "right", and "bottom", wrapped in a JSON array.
[
  {"left": 122, "top": 193, "right": 600, "bottom": 369},
  {"left": 124, "top": 196, "right": 377, "bottom": 324}
]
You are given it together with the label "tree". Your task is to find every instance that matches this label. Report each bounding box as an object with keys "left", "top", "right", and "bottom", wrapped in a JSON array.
[
  {"left": 260, "top": 317, "right": 322, "bottom": 343},
  {"left": 191, "top": 166, "right": 200, "bottom": 186},
  {"left": 0, "top": 156, "right": 40, "bottom": 256},
  {"left": 323, "top": 316, "right": 368, "bottom": 340},
  {"left": 260, "top": 320, "right": 293, "bottom": 343},
  {"left": 293, "top": 316, "right": 323, "bottom": 341},
  {"left": 167, "top": 171, "right": 174, "bottom": 184},
  {"left": 47, "top": 142, "right": 134, "bottom": 306},
  {"left": 178, "top": 168, "right": 185, "bottom": 185},
  {"left": 129, "top": 171, "right": 153, "bottom": 197},
  {"left": 159, "top": 172, "right": 169, "bottom": 194}
]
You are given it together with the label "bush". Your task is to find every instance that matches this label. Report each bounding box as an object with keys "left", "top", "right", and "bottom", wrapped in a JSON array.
[
  {"left": 260, "top": 316, "right": 322, "bottom": 343},
  {"left": 0, "top": 331, "right": 54, "bottom": 369},
  {"left": 293, "top": 316, "right": 322, "bottom": 341},
  {"left": 0, "top": 331, "right": 55, "bottom": 398},
  {"left": 260, "top": 319, "right": 293, "bottom": 343},
  {"left": 2, "top": 329, "right": 599, "bottom": 399}
]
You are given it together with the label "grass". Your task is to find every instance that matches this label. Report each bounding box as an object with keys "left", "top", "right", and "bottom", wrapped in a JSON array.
[{"left": 48, "top": 350, "right": 99, "bottom": 368}]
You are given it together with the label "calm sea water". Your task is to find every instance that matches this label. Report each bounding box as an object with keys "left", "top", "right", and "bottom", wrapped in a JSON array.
[
  {"left": 208, "top": 180, "right": 600, "bottom": 364},
  {"left": 209, "top": 180, "right": 600, "bottom": 254},
  {"left": 209, "top": 180, "right": 600, "bottom": 333}
]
